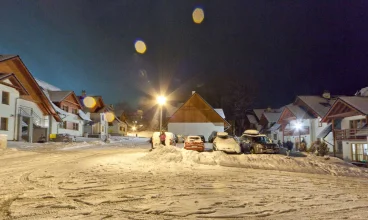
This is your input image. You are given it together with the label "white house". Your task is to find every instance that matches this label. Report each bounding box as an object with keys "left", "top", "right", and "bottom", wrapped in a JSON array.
[
  {"left": 322, "top": 96, "right": 368, "bottom": 161},
  {"left": 277, "top": 94, "right": 335, "bottom": 151},
  {"left": 167, "top": 92, "right": 230, "bottom": 140},
  {"left": 0, "top": 55, "right": 62, "bottom": 142},
  {"left": 37, "top": 80, "right": 92, "bottom": 138}
]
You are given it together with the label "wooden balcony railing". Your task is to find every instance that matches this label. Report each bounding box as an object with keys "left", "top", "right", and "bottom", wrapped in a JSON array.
[{"left": 335, "top": 129, "right": 368, "bottom": 141}]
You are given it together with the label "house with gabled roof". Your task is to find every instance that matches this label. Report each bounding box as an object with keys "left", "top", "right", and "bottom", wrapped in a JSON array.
[
  {"left": 167, "top": 92, "right": 230, "bottom": 140},
  {"left": 259, "top": 108, "right": 283, "bottom": 142},
  {"left": 79, "top": 91, "right": 127, "bottom": 137},
  {"left": 278, "top": 92, "right": 336, "bottom": 151},
  {"left": 0, "top": 55, "right": 61, "bottom": 142},
  {"left": 321, "top": 96, "right": 368, "bottom": 162}
]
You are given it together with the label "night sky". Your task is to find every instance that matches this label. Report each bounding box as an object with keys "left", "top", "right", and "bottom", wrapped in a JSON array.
[{"left": 1, "top": 0, "right": 367, "bottom": 108}]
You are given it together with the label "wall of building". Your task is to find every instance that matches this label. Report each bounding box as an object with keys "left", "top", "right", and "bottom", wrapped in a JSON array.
[
  {"left": 109, "top": 121, "right": 127, "bottom": 136},
  {"left": 168, "top": 122, "right": 224, "bottom": 141},
  {"left": 340, "top": 115, "right": 367, "bottom": 161},
  {"left": 50, "top": 116, "right": 84, "bottom": 137},
  {"left": 283, "top": 119, "right": 312, "bottom": 147},
  {"left": 0, "top": 82, "right": 19, "bottom": 140}
]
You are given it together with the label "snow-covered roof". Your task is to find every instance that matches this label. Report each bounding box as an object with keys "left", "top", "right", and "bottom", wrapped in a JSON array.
[
  {"left": 297, "top": 96, "right": 336, "bottom": 117},
  {"left": 268, "top": 123, "right": 281, "bottom": 131},
  {"left": 78, "top": 110, "right": 91, "bottom": 121},
  {"left": 253, "top": 109, "right": 265, "bottom": 120},
  {"left": 263, "top": 112, "right": 281, "bottom": 123},
  {"left": 355, "top": 87, "right": 368, "bottom": 97},
  {"left": 339, "top": 96, "right": 368, "bottom": 115},
  {"left": 246, "top": 114, "right": 258, "bottom": 124},
  {"left": 51, "top": 102, "right": 73, "bottom": 116},
  {"left": 317, "top": 124, "right": 332, "bottom": 139},
  {"left": 286, "top": 104, "right": 314, "bottom": 119},
  {"left": 214, "top": 109, "right": 225, "bottom": 119},
  {"left": 36, "top": 78, "right": 61, "bottom": 91},
  {"left": 48, "top": 91, "right": 72, "bottom": 102},
  {"left": 0, "top": 55, "right": 17, "bottom": 62}
]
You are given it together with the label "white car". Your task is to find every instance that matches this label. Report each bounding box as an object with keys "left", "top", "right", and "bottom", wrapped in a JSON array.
[
  {"left": 151, "top": 132, "right": 176, "bottom": 148},
  {"left": 213, "top": 132, "right": 241, "bottom": 153}
]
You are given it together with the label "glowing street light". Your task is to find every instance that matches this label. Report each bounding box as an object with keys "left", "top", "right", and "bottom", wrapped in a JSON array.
[
  {"left": 157, "top": 95, "right": 166, "bottom": 131},
  {"left": 132, "top": 126, "right": 136, "bottom": 131},
  {"left": 294, "top": 121, "right": 303, "bottom": 151},
  {"left": 157, "top": 96, "right": 166, "bottom": 106}
]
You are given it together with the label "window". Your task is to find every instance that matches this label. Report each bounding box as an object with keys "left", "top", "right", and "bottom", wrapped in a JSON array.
[
  {"left": 350, "top": 119, "right": 367, "bottom": 129},
  {"left": 0, "top": 117, "right": 8, "bottom": 131},
  {"left": 2, "top": 91, "right": 9, "bottom": 105},
  {"left": 351, "top": 143, "right": 368, "bottom": 162},
  {"left": 119, "top": 126, "right": 123, "bottom": 131},
  {"left": 273, "top": 134, "right": 277, "bottom": 140},
  {"left": 73, "top": 123, "right": 79, "bottom": 131},
  {"left": 60, "top": 121, "right": 67, "bottom": 129},
  {"left": 62, "top": 105, "right": 69, "bottom": 112},
  {"left": 72, "top": 108, "right": 78, "bottom": 114}
]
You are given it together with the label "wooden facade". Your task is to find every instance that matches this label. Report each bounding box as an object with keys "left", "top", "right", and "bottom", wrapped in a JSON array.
[
  {"left": 168, "top": 93, "right": 230, "bottom": 127},
  {"left": 0, "top": 56, "right": 61, "bottom": 121},
  {"left": 52, "top": 92, "right": 82, "bottom": 131}
]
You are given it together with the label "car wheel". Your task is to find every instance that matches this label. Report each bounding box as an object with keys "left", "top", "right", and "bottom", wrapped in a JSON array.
[{"left": 250, "top": 148, "right": 255, "bottom": 154}]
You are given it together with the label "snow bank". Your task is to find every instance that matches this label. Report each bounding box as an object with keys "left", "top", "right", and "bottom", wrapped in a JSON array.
[{"left": 142, "top": 146, "right": 368, "bottom": 177}]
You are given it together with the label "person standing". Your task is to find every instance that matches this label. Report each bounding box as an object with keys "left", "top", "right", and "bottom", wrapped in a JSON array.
[
  {"left": 159, "top": 131, "right": 166, "bottom": 146},
  {"left": 286, "top": 140, "right": 293, "bottom": 158}
]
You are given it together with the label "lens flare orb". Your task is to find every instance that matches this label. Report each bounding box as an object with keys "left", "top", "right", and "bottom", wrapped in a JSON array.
[
  {"left": 192, "top": 8, "right": 204, "bottom": 24},
  {"left": 135, "top": 40, "right": 147, "bottom": 54},
  {"left": 83, "top": 96, "right": 96, "bottom": 108},
  {"left": 105, "top": 112, "right": 115, "bottom": 123}
]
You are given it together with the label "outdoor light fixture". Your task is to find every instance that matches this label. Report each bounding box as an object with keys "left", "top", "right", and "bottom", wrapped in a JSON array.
[
  {"left": 132, "top": 126, "right": 136, "bottom": 131},
  {"left": 157, "top": 96, "right": 166, "bottom": 105},
  {"left": 294, "top": 121, "right": 302, "bottom": 130}
]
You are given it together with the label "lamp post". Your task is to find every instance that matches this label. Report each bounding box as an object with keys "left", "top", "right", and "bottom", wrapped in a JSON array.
[
  {"left": 295, "top": 121, "right": 302, "bottom": 151},
  {"left": 157, "top": 96, "right": 166, "bottom": 131}
]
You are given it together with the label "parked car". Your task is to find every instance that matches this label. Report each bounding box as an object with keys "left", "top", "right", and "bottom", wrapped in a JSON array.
[
  {"left": 208, "top": 131, "right": 218, "bottom": 143},
  {"left": 239, "top": 130, "right": 279, "bottom": 154},
  {"left": 213, "top": 132, "right": 241, "bottom": 153},
  {"left": 197, "top": 135, "right": 206, "bottom": 143},
  {"left": 184, "top": 136, "right": 205, "bottom": 152},
  {"left": 151, "top": 132, "right": 176, "bottom": 148}
]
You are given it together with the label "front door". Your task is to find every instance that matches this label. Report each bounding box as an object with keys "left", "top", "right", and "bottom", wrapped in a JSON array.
[{"left": 351, "top": 143, "right": 368, "bottom": 162}]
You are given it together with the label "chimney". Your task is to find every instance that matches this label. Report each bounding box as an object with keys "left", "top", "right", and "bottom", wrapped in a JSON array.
[
  {"left": 192, "top": 91, "right": 196, "bottom": 95},
  {"left": 81, "top": 90, "right": 86, "bottom": 97},
  {"left": 322, "top": 90, "right": 331, "bottom": 99}
]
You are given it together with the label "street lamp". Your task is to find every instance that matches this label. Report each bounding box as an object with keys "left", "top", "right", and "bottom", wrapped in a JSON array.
[
  {"left": 294, "top": 121, "right": 302, "bottom": 151},
  {"left": 157, "top": 95, "right": 166, "bottom": 131}
]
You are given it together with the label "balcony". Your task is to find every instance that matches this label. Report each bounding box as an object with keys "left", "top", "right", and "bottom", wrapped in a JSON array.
[{"left": 335, "top": 129, "right": 368, "bottom": 141}]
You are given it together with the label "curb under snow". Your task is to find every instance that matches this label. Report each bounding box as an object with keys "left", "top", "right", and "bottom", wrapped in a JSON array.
[{"left": 141, "top": 145, "right": 368, "bottom": 178}]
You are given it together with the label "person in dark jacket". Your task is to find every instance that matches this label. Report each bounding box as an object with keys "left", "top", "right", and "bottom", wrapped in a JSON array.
[{"left": 286, "top": 140, "right": 293, "bottom": 157}]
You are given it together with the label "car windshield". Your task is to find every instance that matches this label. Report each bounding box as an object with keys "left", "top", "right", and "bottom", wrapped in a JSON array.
[{"left": 254, "top": 136, "right": 269, "bottom": 143}]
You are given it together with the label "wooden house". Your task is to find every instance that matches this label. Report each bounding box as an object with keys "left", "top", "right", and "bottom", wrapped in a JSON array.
[
  {"left": 167, "top": 92, "right": 230, "bottom": 139},
  {"left": 322, "top": 96, "right": 368, "bottom": 161},
  {"left": 0, "top": 55, "right": 61, "bottom": 142}
]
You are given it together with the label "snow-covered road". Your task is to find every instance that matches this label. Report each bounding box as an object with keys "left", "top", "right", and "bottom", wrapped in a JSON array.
[{"left": 1, "top": 141, "right": 368, "bottom": 219}]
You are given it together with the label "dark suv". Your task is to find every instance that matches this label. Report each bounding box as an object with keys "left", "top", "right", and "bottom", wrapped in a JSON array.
[{"left": 239, "top": 134, "right": 279, "bottom": 154}]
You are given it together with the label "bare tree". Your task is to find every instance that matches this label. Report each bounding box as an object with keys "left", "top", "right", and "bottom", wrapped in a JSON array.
[{"left": 223, "top": 79, "right": 258, "bottom": 135}]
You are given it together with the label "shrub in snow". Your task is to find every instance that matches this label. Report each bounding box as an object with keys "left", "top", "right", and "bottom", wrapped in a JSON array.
[
  {"left": 309, "top": 140, "right": 329, "bottom": 156},
  {"left": 317, "top": 142, "right": 329, "bottom": 156}
]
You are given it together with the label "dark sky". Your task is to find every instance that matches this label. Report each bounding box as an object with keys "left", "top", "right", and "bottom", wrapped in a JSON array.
[{"left": 1, "top": 0, "right": 368, "bottom": 108}]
